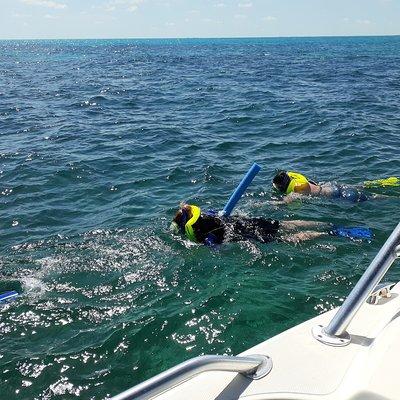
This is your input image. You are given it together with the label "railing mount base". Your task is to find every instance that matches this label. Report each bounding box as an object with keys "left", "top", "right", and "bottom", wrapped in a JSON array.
[{"left": 312, "top": 324, "right": 351, "bottom": 347}]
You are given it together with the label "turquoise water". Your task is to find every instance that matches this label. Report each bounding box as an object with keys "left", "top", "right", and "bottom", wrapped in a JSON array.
[{"left": 1, "top": 36, "right": 400, "bottom": 399}]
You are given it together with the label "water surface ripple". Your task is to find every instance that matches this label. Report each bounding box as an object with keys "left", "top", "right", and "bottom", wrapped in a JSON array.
[{"left": 1, "top": 36, "right": 400, "bottom": 399}]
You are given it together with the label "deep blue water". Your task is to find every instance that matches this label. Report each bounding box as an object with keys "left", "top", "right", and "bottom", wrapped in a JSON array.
[{"left": 1, "top": 36, "right": 400, "bottom": 399}]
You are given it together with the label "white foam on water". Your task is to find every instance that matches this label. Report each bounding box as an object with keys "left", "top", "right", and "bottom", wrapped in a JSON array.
[{"left": 21, "top": 276, "right": 48, "bottom": 298}]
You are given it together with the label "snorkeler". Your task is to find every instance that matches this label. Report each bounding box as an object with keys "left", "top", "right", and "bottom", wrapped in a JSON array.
[
  {"left": 171, "top": 204, "right": 371, "bottom": 245},
  {"left": 272, "top": 171, "right": 398, "bottom": 203}
]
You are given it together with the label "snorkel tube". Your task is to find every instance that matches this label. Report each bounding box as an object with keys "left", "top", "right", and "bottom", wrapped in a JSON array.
[{"left": 220, "top": 163, "right": 261, "bottom": 217}]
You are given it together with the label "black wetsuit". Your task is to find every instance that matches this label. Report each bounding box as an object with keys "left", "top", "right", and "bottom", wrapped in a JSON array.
[{"left": 192, "top": 214, "right": 280, "bottom": 245}]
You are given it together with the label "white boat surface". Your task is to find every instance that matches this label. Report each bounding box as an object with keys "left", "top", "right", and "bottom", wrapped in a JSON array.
[{"left": 112, "top": 222, "right": 400, "bottom": 400}]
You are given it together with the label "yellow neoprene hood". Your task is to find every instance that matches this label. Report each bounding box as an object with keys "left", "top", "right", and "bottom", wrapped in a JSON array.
[
  {"left": 285, "top": 171, "right": 309, "bottom": 194},
  {"left": 184, "top": 205, "right": 201, "bottom": 242}
]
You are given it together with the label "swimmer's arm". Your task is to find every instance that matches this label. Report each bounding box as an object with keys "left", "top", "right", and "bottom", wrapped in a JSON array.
[
  {"left": 268, "top": 192, "right": 304, "bottom": 205},
  {"left": 276, "top": 183, "right": 311, "bottom": 203},
  {"left": 282, "top": 192, "right": 304, "bottom": 203}
]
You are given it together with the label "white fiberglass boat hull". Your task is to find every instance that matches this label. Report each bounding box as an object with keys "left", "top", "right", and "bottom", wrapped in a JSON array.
[{"left": 154, "top": 282, "right": 400, "bottom": 400}]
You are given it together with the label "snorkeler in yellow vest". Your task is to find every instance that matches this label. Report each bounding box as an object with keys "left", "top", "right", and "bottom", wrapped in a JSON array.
[
  {"left": 171, "top": 203, "right": 373, "bottom": 245},
  {"left": 272, "top": 171, "right": 398, "bottom": 203}
]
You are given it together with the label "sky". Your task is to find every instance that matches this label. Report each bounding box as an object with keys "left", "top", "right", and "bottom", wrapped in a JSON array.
[{"left": 0, "top": 0, "right": 399, "bottom": 39}]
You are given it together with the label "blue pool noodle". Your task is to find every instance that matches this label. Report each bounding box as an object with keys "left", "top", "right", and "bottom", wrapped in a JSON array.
[
  {"left": 0, "top": 290, "right": 19, "bottom": 303},
  {"left": 221, "top": 163, "right": 261, "bottom": 217}
]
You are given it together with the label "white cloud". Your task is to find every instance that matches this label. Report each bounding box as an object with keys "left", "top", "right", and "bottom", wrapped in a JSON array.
[
  {"left": 165, "top": 22, "right": 175, "bottom": 27},
  {"left": 234, "top": 14, "right": 246, "bottom": 19},
  {"left": 263, "top": 15, "right": 276, "bottom": 21},
  {"left": 238, "top": 2, "right": 252, "bottom": 8},
  {"left": 20, "top": 0, "right": 67, "bottom": 9},
  {"left": 13, "top": 12, "right": 31, "bottom": 18},
  {"left": 103, "top": 4, "right": 116, "bottom": 11},
  {"left": 202, "top": 18, "right": 222, "bottom": 24},
  {"left": 356, "top": 19, "right": 371, "bottom": 24},
  {"left": 44, "top": 13, "right": 59, "bottom": 19},
  {"left": 214, "top": 2, "right": 225, "bottom": 7},
  {"left": 341, "top": 18, "right": 373, "bottom": 25},
  {"left": 101, "top": 0, "right": 144, "bottom": 13}
]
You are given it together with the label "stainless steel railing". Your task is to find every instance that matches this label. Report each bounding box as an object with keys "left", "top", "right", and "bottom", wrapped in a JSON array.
[
  {"left": 313, "top": 221, "right": 400, "bottom": 346},
  {"left": 111, "top": 354, "right": 272, "bottom": 400}
]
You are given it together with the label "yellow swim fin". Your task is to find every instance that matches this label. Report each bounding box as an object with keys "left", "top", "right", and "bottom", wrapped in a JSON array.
[{"left": 364, "top": 176, "right": 399, "bottom": 188}]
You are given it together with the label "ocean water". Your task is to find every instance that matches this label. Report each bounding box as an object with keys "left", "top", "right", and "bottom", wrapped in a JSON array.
[{"left": 1, "top": 36, "right": 400, "bottom": 399}]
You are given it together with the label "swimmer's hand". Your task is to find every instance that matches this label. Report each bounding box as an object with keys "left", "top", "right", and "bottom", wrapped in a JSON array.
[
  {"left": 268, "top": 200, "right": 286, "bottom": 206},
  {"left": 285, "top": 193, "right": 303, "bottom": 203},
  {"left": 270, "top": 193, "right": 303, "bottom": 205},
  {"left": 204, "top": 233, "right": 218, "bottom": 247},
  {"left": 277, "top": 192, "right": 304, "bottom": 204}
]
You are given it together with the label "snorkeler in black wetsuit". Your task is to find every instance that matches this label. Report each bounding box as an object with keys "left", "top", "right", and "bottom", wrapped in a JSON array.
[{"left": 171, "top": 204, "right": 330, "bottom": 245}]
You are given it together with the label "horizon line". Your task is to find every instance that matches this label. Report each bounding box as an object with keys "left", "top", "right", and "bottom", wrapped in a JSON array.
[{"left": 1, "top": 33, "right": 400, "bottom": 41}]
